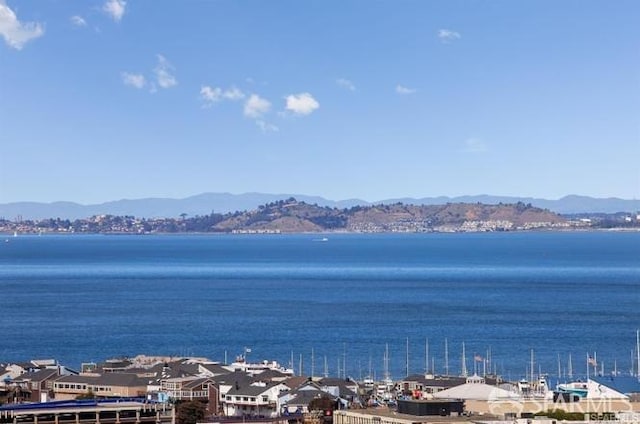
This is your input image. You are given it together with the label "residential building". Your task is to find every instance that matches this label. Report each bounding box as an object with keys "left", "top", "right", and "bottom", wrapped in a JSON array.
[{"left": 222, "top": 381, "right": 289, "bottom": 418}]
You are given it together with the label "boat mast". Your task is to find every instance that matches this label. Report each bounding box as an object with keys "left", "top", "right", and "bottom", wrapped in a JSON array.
[
  {"left": 445, "top": 338, "right": 449, "bottom": 376},
  {"left": 530, "top": 349, "right": 535, "bottom": 383},
  {"left": 343, "top": 343, "right": 347, "bottom": 379},
  {"left": 324, "top": 355, "right": 329, "bottom": 378},
  {"left": 425, "top": 338, "right": 429, "bottom": 375},
  {"left": 568, "top": 353, "right": 573, "bottom": 379},
  {"left": 406, "top": 337, "right": 409, "bottom": 377},
  {"left": 299, "top": 353, "right": 303, "bottom": 376},
  {"left": 461, "top": 342, "right": 467, "bottom": 377},
  {"left": 311, "top": 347, "right": 315, "bottom": 378},
  {"left": 636, "top": 329, "right": 640, "bottom": 381},
  {"left": 486, "top": 348, "right": 491, "bottom": 376},
  {"left": 384, "top": 343, "right": 390, "bottom": 382}
]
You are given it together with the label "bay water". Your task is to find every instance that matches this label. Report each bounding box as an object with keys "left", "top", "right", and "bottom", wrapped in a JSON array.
[{"left": 1, "top": 231, "right": 639, "bottom": 381}]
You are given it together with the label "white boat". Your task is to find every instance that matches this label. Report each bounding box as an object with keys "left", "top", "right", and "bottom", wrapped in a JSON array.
[{"left": 556, "top": 381, "right": 589, "bottom": 398}]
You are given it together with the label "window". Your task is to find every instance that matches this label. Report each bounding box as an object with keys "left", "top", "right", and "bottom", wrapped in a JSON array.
[{"left": 262, "top": 396, "right": 268, "bottom": 402}]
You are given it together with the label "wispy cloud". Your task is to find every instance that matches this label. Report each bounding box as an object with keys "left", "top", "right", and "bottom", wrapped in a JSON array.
[
  {"left": 285, "top": 93, "right": 319, "bottom": 116},
  {"left": 244, "top": 94, "right": 271, "bottom": 118},
  {"left": 121, "top": 55, "right": 176, "bottom": 93},
  {"left": 437, "top": 29, "right": 461, "bottom": 43},
  {"left": 103, "top": 0, "right": 126, "bottom": 22},
  {"left": 396, "top": 84, "right": 416, "bottom": 95},
  {"left": 461, "top": 137, "right": 487, "bottom": 153},
  {"left": 154, "top": 54, "right": 177, "bottom": 89},
  {"left": 256, "top": 120, "right": 279, "bottom": 133},
  {"left": 121, "top": 72, "right": 146, "bottom": 89},
  {"left": 336, "top": 78, "right": 356, "bottom": 92},
  {"left": 222, "top": 86, "right": 244, "bottom": 101},
  {"left": 200, "top": 86, "right": 222, "bottom": 103},
  {"left": 0, "top": 0, "right": 44, "bottom": 50},
  {"left": 200, "top": 85, "right": 245, "bottom": 106},
  {"left": 70, "top": 15, "right": 87, "bottom": 27}
]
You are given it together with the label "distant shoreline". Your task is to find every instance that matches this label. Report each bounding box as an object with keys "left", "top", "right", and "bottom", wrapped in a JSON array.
[{"left": 3, "top": 227, "right": 640, "bottom": 237}]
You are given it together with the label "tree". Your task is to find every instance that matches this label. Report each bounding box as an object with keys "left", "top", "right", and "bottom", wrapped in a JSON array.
[
  {"left": 176, "top": 400, "right": 206, "bottom": 424},
  {"left": 76, "top": 389, "right": 96, "bottom": 400},
  {"left": 308, "top": 396, "right": 337, "bottom": 412}
]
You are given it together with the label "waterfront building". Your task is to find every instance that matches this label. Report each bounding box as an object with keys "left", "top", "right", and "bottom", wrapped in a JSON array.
[{"left": 53, "top": 374, "right": 147, "bottom": 401}]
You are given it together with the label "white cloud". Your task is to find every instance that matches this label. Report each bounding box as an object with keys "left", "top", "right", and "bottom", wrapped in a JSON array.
[
  {"left": 256, "top": 120, "right": 279, "bottom": 133},
  {"left": 121, "top": 72, "right": 146, "bottom": 89},
  {"left": 396, "top": 84, "right": 416, "bottom": 95},
  {"left": 285, "top": 92, "right": 319, "bottom": 116},
  {"left": 200, "top": 85, "right": 222, "bottom": 103},
  {"left": 103, "top": 0, "right": 126, "bottom": 22},
  {"left": 336, "top": 78, "right": 356, "bottom": 91},
  {"left": 223, "top": 86, "right": 245, "bottom": 101},
  {"left": 200, "top": 85, "right": 245, "bottom": 106},
  {"left": 154, "top": 54, "right": 177, "bottom": 89},
  {"left": 244, "top": 94, "right": 271, "bottom": 118},
  {"left": 437, "top": 29, "right": 461, "bottom": 43},
  {"left": 70, "top": 15, "right": 87, "bottom": 27},
  {"left": 0, "top": 0, "right": 44, "bottom": 50},
  {"left": 462, "top": 137, "right": 487, "bottom": 153}
]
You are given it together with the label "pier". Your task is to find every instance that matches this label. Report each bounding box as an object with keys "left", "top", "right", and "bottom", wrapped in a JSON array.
[{"left": 0, "top": 399, "right": 174, "bottom": 424}]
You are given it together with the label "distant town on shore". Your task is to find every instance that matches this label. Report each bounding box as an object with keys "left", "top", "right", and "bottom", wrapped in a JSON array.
[{"left": 1, "top": 198, "right": 639, "bottom": 235}]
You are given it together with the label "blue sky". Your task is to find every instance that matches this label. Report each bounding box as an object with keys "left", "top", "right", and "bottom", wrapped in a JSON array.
[{"left": 1, "top": 0, "right": 639, "bottom": 204}]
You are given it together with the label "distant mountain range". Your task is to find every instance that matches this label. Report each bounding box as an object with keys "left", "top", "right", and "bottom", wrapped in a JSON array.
[{"left": 1, "top": 193, "right": 638, "bottom": 220}]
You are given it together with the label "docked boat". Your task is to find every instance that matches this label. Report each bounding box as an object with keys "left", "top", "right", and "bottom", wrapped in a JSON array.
[{"left": 556, "top": 381, "right": 589, "bottom": 398}]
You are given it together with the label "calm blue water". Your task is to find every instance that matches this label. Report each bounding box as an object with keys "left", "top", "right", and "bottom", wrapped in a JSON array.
[{"left": 1, "top": 232, "right": 639, "bottom": 380}]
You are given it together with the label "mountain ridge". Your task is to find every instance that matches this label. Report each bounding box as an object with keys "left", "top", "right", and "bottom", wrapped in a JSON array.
[{"left": 1, "top": 193, "right": 638, "bottom": 220}]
